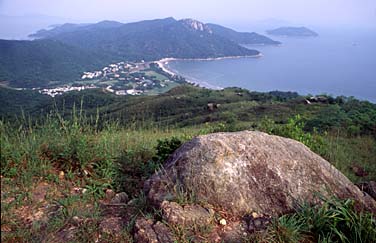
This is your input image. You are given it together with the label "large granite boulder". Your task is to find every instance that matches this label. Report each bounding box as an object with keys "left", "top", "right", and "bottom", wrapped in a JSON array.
[{"left": 145, "top": 131, "right": 376, "bottom": 217}]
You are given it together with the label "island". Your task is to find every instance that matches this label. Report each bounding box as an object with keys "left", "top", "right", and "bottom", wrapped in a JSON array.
[{"left": 266, "top": 27, "right": 318, "bottom": 37}]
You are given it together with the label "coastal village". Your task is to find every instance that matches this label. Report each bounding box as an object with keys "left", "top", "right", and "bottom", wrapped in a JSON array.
[{"left": 38, "top": 61, "right": 186, "bottom": 97}]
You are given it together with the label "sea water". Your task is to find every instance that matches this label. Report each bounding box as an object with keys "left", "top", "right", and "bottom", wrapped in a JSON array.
[{"left": 167, "top": 28, "right": 376, "bottom": 102}]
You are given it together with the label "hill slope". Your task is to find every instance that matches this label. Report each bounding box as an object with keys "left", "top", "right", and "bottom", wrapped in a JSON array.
[
  {"left": 207, "top": 23, "right": 281, "bottom": 45},
  {"left": 2, "top": 85, "right": 375, "bottom": 138},
  {"left": 29, "top": 21, "right": 123, "bottom": 39},
  {"left": 32, "top": 18, "right": 260, "bottom": 61},
  {"left": 0, "top": 39, "right": 110, "bottom": 87}
]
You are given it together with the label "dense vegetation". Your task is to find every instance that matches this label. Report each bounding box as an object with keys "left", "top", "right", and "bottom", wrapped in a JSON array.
[
  {"left": 1, "top": 85, "right": 375, "bottom": 242},
  {"left": 0, "top": 39, "right": 110, "bottom": 87},
  {"left": 4, "top": 85, "right": 374, "bottom": 137},
  {"left": 29, "top": 21, "right": 123, "bottom": 39},
  {"left": 38, "top": 18, "right": 259, "bottom": 61},
  {"left": 0, "top": 87, "right": 51, "bottom": 116}
]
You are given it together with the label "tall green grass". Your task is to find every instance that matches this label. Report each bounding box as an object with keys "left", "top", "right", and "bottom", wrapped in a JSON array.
[
  {"left": 254, "top": 197, "right": 376, "bottom": 243},
  {"left": 0, "top": 108, "right": 217, "bottom": 195},
  {"left": 257, "top": 115, "right": 376, "bottom": 182}
]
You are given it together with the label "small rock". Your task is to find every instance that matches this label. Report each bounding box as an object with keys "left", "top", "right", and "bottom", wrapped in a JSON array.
[
  {"left": 59, "top": 171, "right": 65, "bottom": 180},
  {"left": 105, "top": 189, "right": 115, "bottom": 200},
  {"left": 252, "top": 212, "right": 259, "bottom": 218},
  {"left": 127, "top": 198, "right": 138, "bottom": 206},
  {"left": 153, "top": 221, "right": 175, "bottom": 242},
  {"left": 82, "top": 188, "right": 87, "bottom": 194},
  {"left": 219, "top": 218, "right": 227, "bottom": 226},
  {"left": 72, "top": 187, "right": 81, "bottom": 194},
  {"left": 99, "top": 217, "right": 123, "bottom": 235},
  {"left": 220, "top": 221, "right": 249, "bottom": 242},
  {"left": 134, "top": 219, "right": 175, "bottom": 242},
  {"left": 161, "top": 201, "right": 214, "bottom": 226},
  {"left": 111, "top": 192, "right": 129, "bottom": 204},
  {"left": 134, "top": 218, "right": 159, "bottom": 243},
  {"left": 248, "top": 216, "right": 271, "bottom": 232},
  {"left": 71, "top": 216, "right": 83, "bottom": 226}
]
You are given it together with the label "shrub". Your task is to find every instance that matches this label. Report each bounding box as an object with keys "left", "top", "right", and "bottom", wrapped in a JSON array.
[
  {"left": 154, "top": 136, "right": 183, "bottom": 162},
  {"left": 257, "top": 115, "right": 327, "bottom": 154},
  {"left": 115, "top": 148, "right": 158, "bottom": 196}
]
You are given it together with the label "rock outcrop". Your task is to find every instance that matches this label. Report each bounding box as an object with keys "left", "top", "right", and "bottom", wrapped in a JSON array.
[{"left": 145, "top": 131, "right": 376, "bottom": 217}]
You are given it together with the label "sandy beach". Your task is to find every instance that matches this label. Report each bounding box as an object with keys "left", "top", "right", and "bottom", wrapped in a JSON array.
[{"left": 155, "top": 54, "right": 263, "bottom": 89}]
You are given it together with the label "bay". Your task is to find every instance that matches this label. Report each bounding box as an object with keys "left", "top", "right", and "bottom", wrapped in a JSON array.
[{"left": 166, "top": 28, "right": 376, "bottom": 102}]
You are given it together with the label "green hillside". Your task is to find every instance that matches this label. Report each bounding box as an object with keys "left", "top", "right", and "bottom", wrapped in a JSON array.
[
  {"left": 44, "top": 18, "right": 259, "bottom": 61},
  {"left": 2, "top": 85, "right": 375, "bottom": 138},
  {"left": 1, "top": 85, "right": 375, "bottom": 242},
  {"left": 0, "top": 39, "right": 110, "bottom": 87}
]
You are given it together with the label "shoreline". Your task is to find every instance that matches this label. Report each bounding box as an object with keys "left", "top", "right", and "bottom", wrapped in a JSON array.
[{"left": 155, "top": 54, "right": 262, "bottom": 89}]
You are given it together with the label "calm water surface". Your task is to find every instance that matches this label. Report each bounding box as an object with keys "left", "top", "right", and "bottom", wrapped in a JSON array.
[{"left": 167, "top": 29, "right": 376, "bottom": 102}]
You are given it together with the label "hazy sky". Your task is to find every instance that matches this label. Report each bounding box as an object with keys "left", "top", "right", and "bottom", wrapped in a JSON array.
[{"left": 1, "top": 0, "right": 376, "bottom": 29}]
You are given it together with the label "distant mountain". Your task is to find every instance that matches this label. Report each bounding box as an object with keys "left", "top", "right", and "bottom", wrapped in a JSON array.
[
  {"left": 30, "top": 17, "right": 259, "bottom": 61},
  {"left": 29, "top": 23, "right": 89, "bottom": 39},
  {"left": 29, "top": 20, "right": 123, "bottom": 39},
  {"left": 2, "top": 18, "right": 269, "bottom": 88},
  {"left": 267, "top": 27, "right": 318, "bottom": 37},
  {"left": 207, "top": 23, "right": 280, "bottom": 45},
  {"left": 0, "top": 39, "right": 109, "bottom": 87}
]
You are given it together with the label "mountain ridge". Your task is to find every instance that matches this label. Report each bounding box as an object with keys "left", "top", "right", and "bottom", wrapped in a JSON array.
[
  {"left": 27, "top": 17, "right": 260, "bottom": 61},
  {"left": 30, "top": 17, "right": 280, "bottom": 46},
  {"left": 1, "top": 17, "right": 282, "bottom": 88}
]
